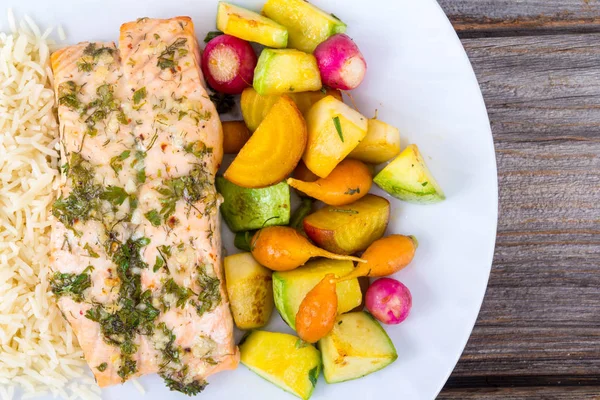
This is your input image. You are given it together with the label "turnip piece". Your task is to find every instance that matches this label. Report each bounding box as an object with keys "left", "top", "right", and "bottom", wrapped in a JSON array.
[
  {"left": 365, "top": 278, "right": 412, "bottom": 325},
  {"left": 201, "top": 34, "right": 257, "bottom": 94},
  {"left": 314, "top": 34, "right": 367, "bottom": 90}
]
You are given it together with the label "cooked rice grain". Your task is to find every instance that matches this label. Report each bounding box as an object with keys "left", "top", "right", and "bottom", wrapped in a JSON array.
[{"left": 0, "top": 11, "right": 99, "bottom": 400}]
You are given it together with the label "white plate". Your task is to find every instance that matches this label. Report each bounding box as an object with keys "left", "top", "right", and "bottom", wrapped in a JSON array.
[{"left": 4, "top": 0, "right": 497, "bottom": 398}]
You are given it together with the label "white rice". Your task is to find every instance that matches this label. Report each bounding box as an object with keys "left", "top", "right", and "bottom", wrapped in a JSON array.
[{"left": 0, "top": 11, "right": 100, "bottom": 400}]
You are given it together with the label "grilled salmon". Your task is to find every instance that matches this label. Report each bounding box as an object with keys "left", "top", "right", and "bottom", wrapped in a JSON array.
[{"left": 49, "top": 17, "right": 238, "bottom": 393}]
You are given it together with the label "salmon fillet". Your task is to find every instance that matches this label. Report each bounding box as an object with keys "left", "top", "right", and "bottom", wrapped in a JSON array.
[{"left": 49, "top": 17, "right": 238, "bottom": 393}]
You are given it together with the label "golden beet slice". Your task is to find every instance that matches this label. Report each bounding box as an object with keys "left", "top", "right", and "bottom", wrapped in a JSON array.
[{"left": 225, "top": 95, "right": 307, "bottom": 188}]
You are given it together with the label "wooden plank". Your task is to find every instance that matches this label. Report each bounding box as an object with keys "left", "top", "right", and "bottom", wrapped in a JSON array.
[
  {"left": 437, "top": 0, "right": 600, "bottom": 37},
  {"left": 438, "top": 387, "right": 600, "bottom": 399},
  {"left": 438, "top": 33, "right": 600, "bottom": 395}
]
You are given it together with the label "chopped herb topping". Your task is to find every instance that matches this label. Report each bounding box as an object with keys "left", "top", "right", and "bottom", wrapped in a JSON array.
[
  {"left": 153, "top": 255, "right": 165, "bottom": 272},
  {"left": 96, "top": 362, "right": 108, "bottom": 372},
  {"left": 144, "top": 209, "right": 162, "bottom": 227},
  {"left": 52, "top": 153, "right": 104, "bottom": 229},
  {"left": 344, "top": 187, "right": 360, "bottom": 195},
  {"left": 85, "top": 237, "right": 158, "bottom": 382},
  {"left": 157, "top": 322, "right": 180, "bottom": 367},
  {"left": 110, "top": 150, "right": 131, "bottom": 174},
  {"left": 421, "top": 181, "right": 429, "bottom": 187},
  {"left": 83, "top": 84, "right": 124, "bottom": 136},
  {"left": 101, "top": 186, "right": 129, "bottom": 206},
  {"left": 155, "top": 168, "right": 210, "bottom": 219},
  {"left": 164, "top": 279, "right": 194, "bottom": 309},
  {"left": 50, "top": 266, "right": 93, "bottom": 302},
  {"left": 77, "top": 43, "right": 115, "bottom": 72},
  {"left": 84, "top": 243, "right": 100, "bottom": 258},
  {"left": 157, "top": 38, "right": 188, "bottom": 72},
  {"left": 57, "top": 81, "right": 82, "bottom": 111},
  {"left": 192, "top": 265, "right": 221, "bottom": 317},
  {"left": 183, "top": 141, "right": 213, "bottom": 158},
  {"left": 203, "top": 31, "right": 223, "bottom": 43},
  {"left": 160, "top": 365, "right": 208, "bottom": 396},
  {"left": 333, "top": 116, "right": 344, "bottom": 142},
  {"left": 83, "top": 42, "right": 116, "bottom": 59},
  {"left": 133, "top": 87, "right": 147, "bottom": 105}
]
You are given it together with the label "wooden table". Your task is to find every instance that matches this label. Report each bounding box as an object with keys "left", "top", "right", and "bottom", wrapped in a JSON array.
[{"left": 436, "top": 1, "right": 600, "bottom": 399}]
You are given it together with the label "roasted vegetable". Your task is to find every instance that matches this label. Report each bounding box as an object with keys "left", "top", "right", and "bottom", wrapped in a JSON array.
[
  {"left": 224, "top": 252, "right": 274, "bottom": 329},
  {"left": 287, "top": 159, "right": 371, "bottom": 206},
  {"left": 296, "top": 274, "right": 337, "bottom": 343},
  {"left": 250, "top": 226, "right": 364, "bottom": 272},
  {"left": 272, "top": 258, "right": 362, "bottom": 329},
  {"left": 303, "top": 95, "right": 368, "bottom": 177},
  {"left": 222, "top": 121, "right": 251, "bottom": 154},
  {"left": 373, "top": 144, "right": 445, "bottom": 203},
  {"left": 241, "top": 87, "right": 342, "bottom": 132},
  {"left": 224, "top": 96, "right": 307, "bottom": 188},
  {"left": 314, "top": 34, "right": 367, "bottom": 90},
  {"left": 217, "top": 1, "right": 288, "bottom": 48},
  {"left": 365, "top": 278, "right": 412, "bottom": 325},
  {"left": 240, "top": 330, "right": 321, "bottom": 400},
  {"left": 348, "top": 119, "right": 401, "bottom": 164},
  {"left": 216, "top": 177, "right": 290, "bottom": 232},
  {"left": 201, "top": 34, "right": 257, "bottom": 94},
  {"left": 303, "top": 194, "right": 390, "bottom": 255},
  {"left": 319, "top": 312, "right": 397, "bottom": 383},
  {"left": 338, "top": 235, "right": 418, "bottom": 280},
  {"left": 262, "top": 0, "right": 346, "bottom": 53},
  {"left": 253, "top": 49, "right": 322, "bottom": 95}
]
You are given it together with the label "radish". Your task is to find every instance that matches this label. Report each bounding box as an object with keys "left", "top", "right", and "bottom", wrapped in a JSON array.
[
  {"left": 365, "top": 278, "right": 412, "bottom": 325},
  {"left": 314, "top": 33, "right": 367, "bottom": 90},
  {"left": 201, "top": 34, "right": 257, "bottom": 94}
]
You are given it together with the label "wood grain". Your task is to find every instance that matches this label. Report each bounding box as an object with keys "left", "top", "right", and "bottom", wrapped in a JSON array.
[
  {"left": 438, "top": 33, "right": 600, "bottom": 396},
  {"left": 437, "top": 0, "right": 600, "bottom": 37},
  {"left": 439, "top": 387, "right": 600, "bottom": 399}
]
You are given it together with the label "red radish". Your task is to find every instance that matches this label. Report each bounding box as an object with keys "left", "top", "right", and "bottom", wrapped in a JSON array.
[
  {"left": 365, "top": 278, "right": 412, "bottom": 325},
  {"left": 314, "top": 34, "right": 367, "bottom": 90},
  {"left": 201, "top": 35, "right": 257, "bottom": 94}
]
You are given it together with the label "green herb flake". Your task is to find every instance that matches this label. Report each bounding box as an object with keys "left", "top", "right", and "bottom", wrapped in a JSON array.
[
  {"left": 421, "top": 181, "right": 429, "bottom": 187},
  {"left": 96, "top": 362, "right": 108, "bottom": 372},
  {"left": 109, "top": 150, "right": 131, "bottom": 174},
  {"left": 50, "top": 266, "right": 93, "bottom": 302},
  {"left": 183, "top": 141, "right": 213, "bottom": 158},
  {"left": 144, "top": 209, "right": 162, "bottom": 227},
  {"left": 136, "top": 168, "right": 146, "bottom": 184},
  {"left": 133, "top": 87, "right": 147, "bottom": 105},
  {"left": 153, "top": 255, "right": 165, "bottom": 272},
  {"left": 156, "top": 168, "right": 209, "bottom": 219},
  {"left": 84, "top": 243, "right": 100, "bottom": 258},
  {"left": 164, "top": 278, "right": 194, "bottom": 309},
  {"left": 52, "top": 153, "right": 104, "bottom": 229},
  {"left": 57, "top": 81, "right": 81, "bottom": 111},
  {"left": 101, "top": 186, "right": 129, "bottom": 206},
  {"left": 203, "top": 31, "right": 223, "bottom": 43},
  {"left": 157, "top": 38, "right": 187, "bottom": 72},
  {"left": 163, "top": 375, "right": 207, "bottom": 396},
  {"left": 332, "top": 116, "right": 344, "bottom": 142},
  {"left": 344, "top": 187, "right": 360, "bottom": 195},
  {"left": 193, "top": 265, "right": 221, "bottom": 317}
]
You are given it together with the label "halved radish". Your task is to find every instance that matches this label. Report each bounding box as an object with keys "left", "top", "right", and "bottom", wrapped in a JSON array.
[{"left": 201, "top": 34, "right": 257, "bottom": 94}]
